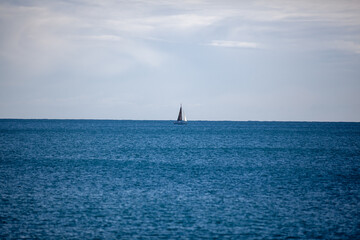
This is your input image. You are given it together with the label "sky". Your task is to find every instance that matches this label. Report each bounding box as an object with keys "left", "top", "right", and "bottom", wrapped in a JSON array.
[{"left": 0, "top": 0, "right": 359, "bottom": 121}]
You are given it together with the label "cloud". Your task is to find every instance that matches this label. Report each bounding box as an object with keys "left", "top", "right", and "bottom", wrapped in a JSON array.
[
  {"left": 208, "top": 40, "right": 259, "bottom": 49},
  {"left": 333, "top": 41, "right": 360, "bottom": 54},
  {"left": 84, "top": 35, "right": 123, "bottom": 41},
  {"left": 142, "top": 14, "right": 220, "bottom": 30}
]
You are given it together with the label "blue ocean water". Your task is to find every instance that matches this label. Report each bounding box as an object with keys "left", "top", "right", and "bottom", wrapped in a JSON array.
[{"left": 0, "top": 120, "right": 359, "bottom": 239}]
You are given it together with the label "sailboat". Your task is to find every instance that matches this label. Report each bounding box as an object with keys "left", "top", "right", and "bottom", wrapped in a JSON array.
[{"left": 174, "top": 104, "right": 187, "bottom": 124}]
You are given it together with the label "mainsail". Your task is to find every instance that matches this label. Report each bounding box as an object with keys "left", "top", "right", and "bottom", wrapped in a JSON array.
[
  {"left": 177, "top": 105, "right": 183, "bottom": 121},
  {"left": 175, "top": 104, "right": 187, "bottom": 124}
]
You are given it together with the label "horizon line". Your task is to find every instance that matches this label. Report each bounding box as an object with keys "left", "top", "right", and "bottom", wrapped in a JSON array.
[{"left": 0, "top": 118, "right": 359, "bottom": 123}]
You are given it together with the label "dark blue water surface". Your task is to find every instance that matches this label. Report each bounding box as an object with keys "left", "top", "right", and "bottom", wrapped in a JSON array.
[{"left": 1, "top": 120, "right": 360, "bottom": 239}]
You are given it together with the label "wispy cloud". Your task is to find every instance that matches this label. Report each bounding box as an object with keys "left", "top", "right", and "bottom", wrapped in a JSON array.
[
  {"left": 84, "top": 35, "right": 123, "bottom": 42},
  {"left": 208, "top": 40, "right": 259, "bottom": 49},
  {"left": 332, "top": 41, "right": 360, "bottom": 54}
]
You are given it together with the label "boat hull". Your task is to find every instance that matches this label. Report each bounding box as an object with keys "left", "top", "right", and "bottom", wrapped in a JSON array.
[{"left": 174, "top": 121, "right": 187, "bottom": 125}]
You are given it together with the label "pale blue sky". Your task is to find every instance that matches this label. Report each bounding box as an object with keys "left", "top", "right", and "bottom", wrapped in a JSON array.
[{"left": 0, "top": 0, "right": 359, "bottom": 121}]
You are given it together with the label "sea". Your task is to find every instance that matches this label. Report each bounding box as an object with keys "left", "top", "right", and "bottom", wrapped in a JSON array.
[{"left": 0, "top": 119, "right": 359, "bottom": 239}]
